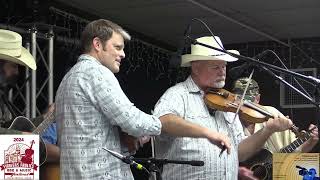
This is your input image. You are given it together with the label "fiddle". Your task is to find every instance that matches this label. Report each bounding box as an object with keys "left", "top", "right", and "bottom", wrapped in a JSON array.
[
  {"left": 204, "top": 88, "right": 279, "bottom": 124},
  {"left": 204, "top": 88, "right": 311, "bottom": 137}
]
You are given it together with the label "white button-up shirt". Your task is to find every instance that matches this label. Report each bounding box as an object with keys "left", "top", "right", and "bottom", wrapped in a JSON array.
[{"left": 154, "top": 76, "right": 244, "bottom": 180}]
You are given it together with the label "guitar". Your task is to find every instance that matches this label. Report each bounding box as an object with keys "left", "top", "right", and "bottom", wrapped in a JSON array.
[
  {"left": 241, "top": 126, "right": 314, "bottom": 180},
  {"left": 8, "top": 109, "right": 55, "bottom": 166},
  {"left": 40, "top": 163, "right": 60, "bottom": 180}
]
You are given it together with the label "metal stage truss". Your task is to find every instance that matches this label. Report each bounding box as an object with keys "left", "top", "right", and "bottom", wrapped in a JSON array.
[{"left": 0, "top": 24, "right": 55, "bottom": 118}]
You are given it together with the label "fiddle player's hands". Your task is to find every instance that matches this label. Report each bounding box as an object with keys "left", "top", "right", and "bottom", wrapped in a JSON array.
[
  {"left": 263, "top": 106, "right": 293, "bottom": 133},
  {"left": 204, "top": 129, "right": 232, "bottom": 154}
]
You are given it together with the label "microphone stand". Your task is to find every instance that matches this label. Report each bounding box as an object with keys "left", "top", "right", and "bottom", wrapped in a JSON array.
[
  {"left": 187, "top": 36, "right": 320, "bottom": 89},
  {"left": 260, "top": 66, "right": 317, "bottom": 106},
  {"left": 131, "top": 157, "right": 205, "bottom": 180},
  {"left": 186, "top": 36, "right": 320, "bottom": 139}
]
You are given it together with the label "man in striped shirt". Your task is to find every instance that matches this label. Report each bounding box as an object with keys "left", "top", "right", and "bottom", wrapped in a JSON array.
[{"left": 153, "top": 36, "right": 293, "bottom": 180}]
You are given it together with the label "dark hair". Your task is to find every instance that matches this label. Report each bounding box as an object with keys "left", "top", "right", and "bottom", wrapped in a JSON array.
[{"left": 80, "top": 19, "right": 131, "bottom": 53}]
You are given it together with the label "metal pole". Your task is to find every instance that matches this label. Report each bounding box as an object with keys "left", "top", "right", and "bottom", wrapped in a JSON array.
[
  {"left": 25, "top": 42, "right": 31, "bottom": 118},
  {"left": 48, "top": 29, "right": 54, "bottom": 104},
  {"left": 31, "top": 27, "right": 37, "bottom": 118},
  {"left": 149, "top": 137, "right": 157, "bottom": 180}
]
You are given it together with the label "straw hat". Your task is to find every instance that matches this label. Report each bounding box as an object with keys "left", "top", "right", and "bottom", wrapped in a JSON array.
[
  {"left": 181, "top": 36, "right": 239, "bottom": 67},
  {"left": 0, "top": 29, "right": 36, "bottom": 70}
]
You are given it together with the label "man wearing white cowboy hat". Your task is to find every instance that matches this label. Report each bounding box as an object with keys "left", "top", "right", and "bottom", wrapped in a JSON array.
[
  {"left": 0, "top": 29, "right": 36, "bottom": 134},
  {"left": 153, "top": 36, "right": 293, "bottom": 180},
  {"left": 0, "top": 30, "right": 61, "bottom": 170}
]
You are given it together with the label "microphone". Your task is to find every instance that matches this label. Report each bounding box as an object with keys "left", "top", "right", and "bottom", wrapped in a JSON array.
[
  {"left": 132, "top": 157, "right": 204, "bottom": 167},
  {"left": 102, "top": 148, "right": 149, "bottom": 173},
  {"left": 169, "top": 22, "right": 192, "bottom": 68},
  {"left": 176, "top": 160, "right": 204, "bottom": 166}
]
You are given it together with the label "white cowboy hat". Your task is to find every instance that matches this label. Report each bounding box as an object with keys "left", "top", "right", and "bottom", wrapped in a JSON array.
[
  {"left": 181, "top": 36, "right": 239, "bottom": 67},
  {"left": 0, "top": 29, "right": 36, "bottom": 70}
]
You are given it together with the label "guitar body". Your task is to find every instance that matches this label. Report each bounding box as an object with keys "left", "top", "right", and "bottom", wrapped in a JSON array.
[
  {"left": 240, "top": 126, "right": 315, "bottom": 180},
  {"left": 40, "top": 163, "right": 60, "bottom": 180},
  {"left": 240, "top": 148, "right": 272, "bottom": 180},
  {"left": 8, "top": 116, "right": 47, "bottom": 165}
]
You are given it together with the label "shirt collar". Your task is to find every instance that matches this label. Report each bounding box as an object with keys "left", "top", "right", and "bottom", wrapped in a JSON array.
[
  {"left": 78, "top": 54, "right": 103, "bottom": 66},
  {"left": 185, "top": 76, "right": 203, "bottom": 94}
]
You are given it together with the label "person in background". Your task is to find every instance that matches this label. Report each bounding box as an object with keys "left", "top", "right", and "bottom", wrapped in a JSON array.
[
  {"left": 232, "top": 77, "right": 319, "bottom": 180},
  {"left": 0, "top": 29, "right": 37, "bottom": 134},
  {"left": 231, "top": 77, "right": 318, "bottom": 153},
  {"left": 40, "top": 103, "right": 60, "bottom": 180},
  {"left": 41, "top": 103, "right": 60, "bottom": 163}
]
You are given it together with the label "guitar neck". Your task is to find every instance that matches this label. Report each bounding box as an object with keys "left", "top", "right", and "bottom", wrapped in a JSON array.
[
  {"left": 280, "top": 133, "right": 311, "bottom": 153},
  {"left": 33, "top": 112, "right": 55, "bottom": 134}
]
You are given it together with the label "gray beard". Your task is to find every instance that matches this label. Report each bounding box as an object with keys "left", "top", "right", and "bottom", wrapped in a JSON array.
[{"left": 214, "top": 81, "right": 225, "bottom": 88}]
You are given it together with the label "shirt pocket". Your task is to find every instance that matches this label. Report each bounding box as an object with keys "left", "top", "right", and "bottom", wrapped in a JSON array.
[{"left": 185, "top": 112, "right": 214, "bottom": 129}]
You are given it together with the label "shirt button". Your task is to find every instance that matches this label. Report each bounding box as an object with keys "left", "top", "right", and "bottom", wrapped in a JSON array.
[
  {"left": 103, "top": 107, "right": 108, "bottom": 112},
  {"left": 105, "top": 172, "right": 111, "bottom": 178}
]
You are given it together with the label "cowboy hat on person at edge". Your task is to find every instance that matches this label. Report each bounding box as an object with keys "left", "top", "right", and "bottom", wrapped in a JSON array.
[{"left": 0, "top": 29, "right": 36, "bottom": 70}]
